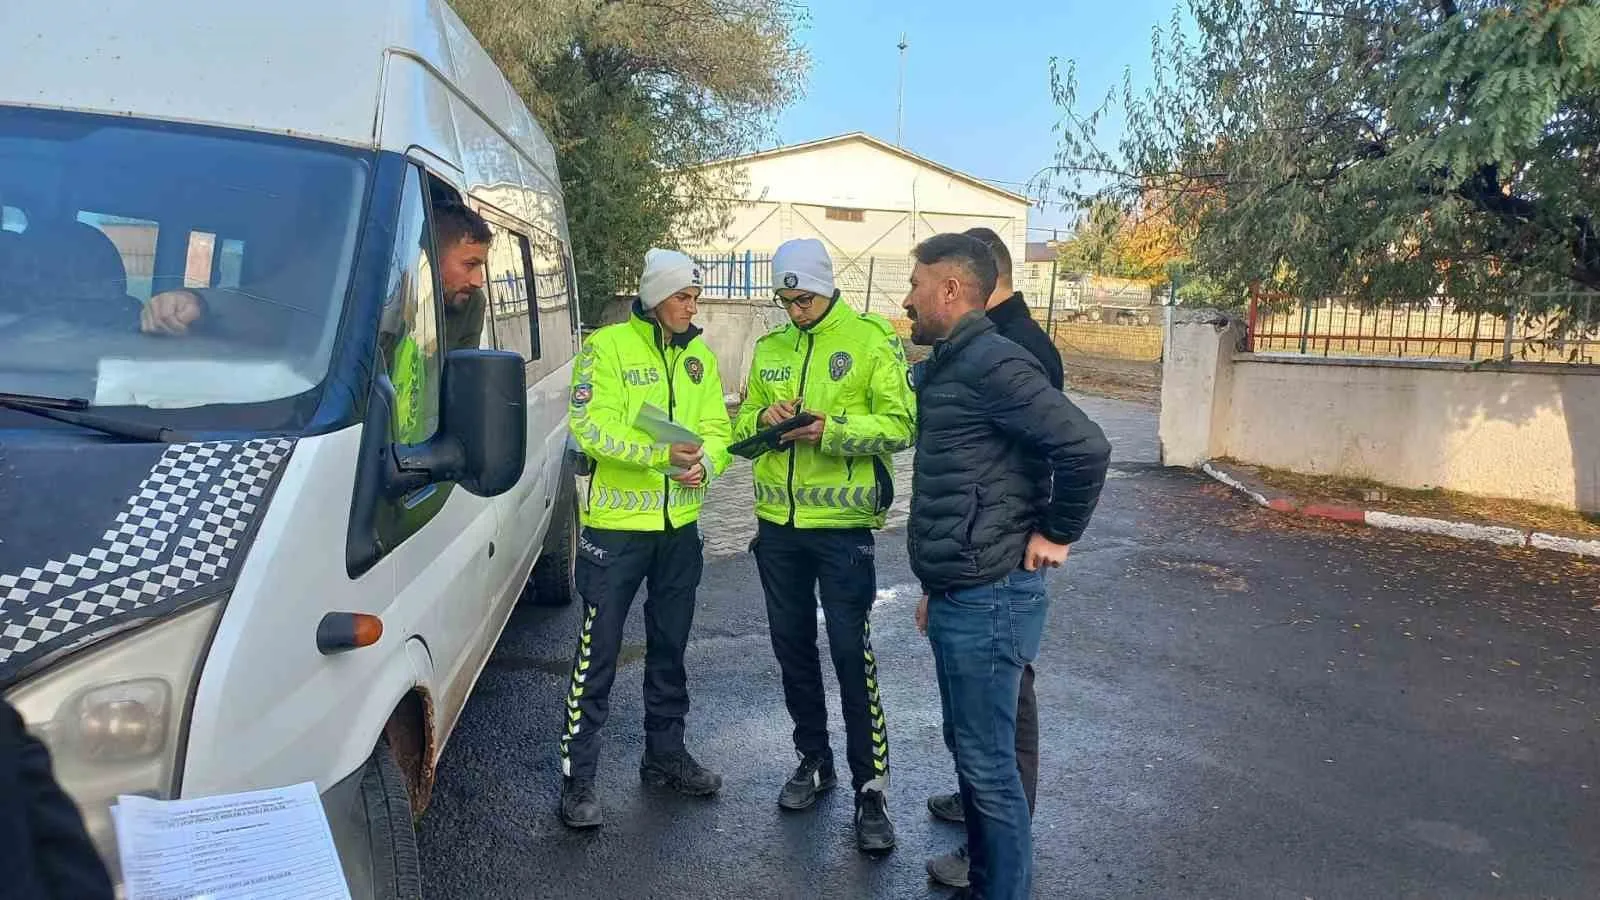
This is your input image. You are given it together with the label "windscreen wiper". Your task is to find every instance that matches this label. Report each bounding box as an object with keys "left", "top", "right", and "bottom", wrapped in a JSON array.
[
  {"left": 0, "top": 391, "right": 90, "bottom": 410},
  {"left": 0, "top": 392, "right": 190, "bottom": 443}
]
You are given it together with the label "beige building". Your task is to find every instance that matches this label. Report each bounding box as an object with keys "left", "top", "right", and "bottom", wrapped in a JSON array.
[{"left": 678, "top": 132, "right": 1030, "bottom": 309}]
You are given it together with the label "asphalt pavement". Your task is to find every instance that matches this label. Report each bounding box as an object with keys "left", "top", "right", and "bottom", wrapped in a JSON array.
[{"left": 418, "top": 395, "right": 1600, "bottom": 899}]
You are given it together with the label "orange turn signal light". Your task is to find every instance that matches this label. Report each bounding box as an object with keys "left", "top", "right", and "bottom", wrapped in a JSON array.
[{"left": 316, "top": 612, "right": 384, "bottom": 655}]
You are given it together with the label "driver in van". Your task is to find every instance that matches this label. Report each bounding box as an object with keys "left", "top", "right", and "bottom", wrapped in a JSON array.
[{"left": 138, "top": 202, "right": 490, "bottom": 353}]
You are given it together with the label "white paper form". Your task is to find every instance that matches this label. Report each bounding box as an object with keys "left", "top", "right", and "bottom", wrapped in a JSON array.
[
  {"left": 112, "top": 781, "right": 351, "bottom": 900},
  {"left": 634, "top": 402, "right": 703, "bottom": 446}
]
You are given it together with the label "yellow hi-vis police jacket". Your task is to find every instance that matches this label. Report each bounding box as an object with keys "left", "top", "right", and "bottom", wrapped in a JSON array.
[
  {"left": 569, "top": 307, "right": 733, "bottom": 531},
  {"left": 733, "top": 298, "right": 916, "bottom": 530}
]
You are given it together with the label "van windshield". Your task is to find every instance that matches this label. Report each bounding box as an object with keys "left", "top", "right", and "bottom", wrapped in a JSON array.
[{"left": 0, "top": 106, "right": 370, "bottom": 417}]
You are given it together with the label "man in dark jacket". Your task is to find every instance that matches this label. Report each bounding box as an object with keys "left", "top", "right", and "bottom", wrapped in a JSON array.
[
  {"left": 968, "top": 227, "right": 1064, "bottom": 390},
  {"left": 919, "top": 226, "right": 1068, "bottom": 889},
  {"left": 902, "top": 232, "right": 1110, "bottom": 900},
  {"left": 0, "top": 697, "right": 114, "bottom": 900}
]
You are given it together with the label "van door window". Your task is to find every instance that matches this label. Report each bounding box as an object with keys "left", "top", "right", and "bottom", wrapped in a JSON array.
[
  {"left": 377, "top": 166, "right": 443, "bottom": 445},
  {"left": 182, "top": 233, "right": 246, "bottom": 290},
  {"left": 184, "top": 231, "right": 217, "bottom": 288},
  {"left": 218, "top": 238, "right": 245, "bottom": 288},
  {"left": 75, "top": 211, "right": 158, "bottom": 301},
  {"left": 484, "top": 221, "right": 538, "bottom": 361}
]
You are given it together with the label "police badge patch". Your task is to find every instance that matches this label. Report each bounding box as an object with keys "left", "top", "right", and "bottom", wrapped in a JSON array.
[
  {"left": 829, "top": 351, "right": 852, "bottom": 381},
  {"left": 783, "top": 272, "right": 799, "bottom": 289},
  {"left": 572, "top": 383, "right": 593, "bottom": 406},
  {"left": 685, "top": 356, "right": 705, "bottom": 384}
]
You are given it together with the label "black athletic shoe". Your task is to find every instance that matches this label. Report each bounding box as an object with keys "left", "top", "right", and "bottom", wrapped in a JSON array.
[
  {"left": 560, "top": 776, "right": 602, "bottom": 829},
  {"left": 855, "top": 788, "right": 897, "bottom": 852},
  {"left": 778, "top": 753, "right": 838, "bottom": 810},
  {"left": 927, "top": 791, "right": 965, "bottom": 824},
  {"left": 640, "top": 748, "right": 723, "bottom": 796}
]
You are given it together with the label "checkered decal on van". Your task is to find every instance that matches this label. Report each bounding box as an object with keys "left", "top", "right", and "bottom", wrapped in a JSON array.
[{"left": 0, "top": 438, "right": 293, "bottom": 674}]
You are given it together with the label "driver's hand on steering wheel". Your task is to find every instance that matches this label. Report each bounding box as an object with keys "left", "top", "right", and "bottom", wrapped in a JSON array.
[{"left": 140, "top": 290, "right": 204, "bottom": 335}]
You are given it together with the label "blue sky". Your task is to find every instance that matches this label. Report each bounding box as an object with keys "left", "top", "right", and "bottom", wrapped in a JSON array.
[{"left": 775, "top": 0, "right": 1178, "bottom": 238}]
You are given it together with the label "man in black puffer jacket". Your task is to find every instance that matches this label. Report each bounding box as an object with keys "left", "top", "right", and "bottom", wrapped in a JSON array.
[
  {"left": 0, "top": 697, "right": 114, "bottom": 900},
  {"left": 901, "top": 232, "right": 1110, "bottom": 900}
]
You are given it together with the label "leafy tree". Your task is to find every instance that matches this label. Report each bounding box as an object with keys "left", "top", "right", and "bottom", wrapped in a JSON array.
[
  {"left": 1046, "top": 1, "right": 1600, "bottom": 331},
  {"left": 1121, "top": 185, "right": 1189, "bottom": 281},
  {"left": 1053, "top": 194, "right": 1187, "bottom": 283},
  {"left": 450, "top": 0, "right": 808, "bottom": 319},
  {"left": 1054, "top": 200, "right": 1131, "bottom": 276}
]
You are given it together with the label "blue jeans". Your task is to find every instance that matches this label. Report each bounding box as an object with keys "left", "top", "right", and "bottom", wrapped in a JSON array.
[{"left": 928, "top": 569, "right": 1049, "bottom": 900}]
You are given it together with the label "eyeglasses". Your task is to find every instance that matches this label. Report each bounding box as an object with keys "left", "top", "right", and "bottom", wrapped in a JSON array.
[{"left": 774, "top": 292, "right": 819, "bottom": 308}]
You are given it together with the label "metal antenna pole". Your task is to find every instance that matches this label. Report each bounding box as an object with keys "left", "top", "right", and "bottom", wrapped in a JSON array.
[{"left": 896, "top": 33, "right": 908, "bottom": 146}]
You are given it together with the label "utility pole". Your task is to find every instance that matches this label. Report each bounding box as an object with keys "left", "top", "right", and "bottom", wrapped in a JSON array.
[{"left": 896, "top": 33, "right": 908, "bottom": 147}]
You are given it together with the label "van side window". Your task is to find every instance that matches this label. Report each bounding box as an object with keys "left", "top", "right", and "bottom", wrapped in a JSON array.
[
  {"left": 377, "top": 165, "right": 443, "bottom": 444},
  {"left": 219, "top": 238, "right": 246, "bottom": 288},
  {"left": 184, "top": 231, "right": 217, "bottom": 288},
  {"left": 75, "top": 211, "right": 158, "bottom": 300},
  {"left": 531, "top": 229, "right": 575, "bottom": 335},
  {"left": 484, "top": 220, "right": 538, "bottom": 361},
  {"left": 181, "top": 232, "right": 247, "bottom": 290}
]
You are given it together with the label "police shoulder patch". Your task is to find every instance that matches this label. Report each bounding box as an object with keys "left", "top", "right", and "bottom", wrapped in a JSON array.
[
  {"left": 684, "top": 356, "right": 705, "bottom": 385},
  {"left": 828, "top": 350, "right": 853, "bottom": 381},
  {"left": 572, "top": 383, "right": 593, "bottom": 406}
]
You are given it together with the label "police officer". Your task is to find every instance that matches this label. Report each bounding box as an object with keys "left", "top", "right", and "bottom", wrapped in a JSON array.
[
  {"left": 558, "top": 248, "right": 733, "bottom": 830},
  {"left": 734, "top": 238, "right": 916, "bottom": 852}
]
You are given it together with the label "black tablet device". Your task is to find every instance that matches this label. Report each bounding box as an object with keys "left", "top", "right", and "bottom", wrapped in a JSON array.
[{"left": 728, "top": 411, "right": 818, "bottom": 460}]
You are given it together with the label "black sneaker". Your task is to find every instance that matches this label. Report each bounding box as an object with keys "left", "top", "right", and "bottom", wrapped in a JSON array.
[
  {"left": 855, "top": 788, "right": 896, "bottom": 852},
  {"left": 778, "top": 753, "right": 838, "bottom": 810},
  {"left": 927, "top": 791, "right": 965, "bottom": 824},
  {"left": 926, "top": 844, "right": 970, "bottom": 887},
  {"left": 640, "top": 748, "right": 723, "bottom": 796},
  {"left": 559, "top": 776, "right": 602, "bottom": 829}
]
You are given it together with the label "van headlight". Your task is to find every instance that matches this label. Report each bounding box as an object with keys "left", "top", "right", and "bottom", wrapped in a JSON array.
[{"left": 4, "top": 600, "right": 223, "bottom": 881}]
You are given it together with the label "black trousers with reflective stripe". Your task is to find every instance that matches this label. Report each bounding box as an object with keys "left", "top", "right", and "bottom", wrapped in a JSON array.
[
  {"left": 753, "top": 520, "right": 888, "bottom": 791},
  {"left": 559, "top": 524, "right": 703, "bottom": 781}
]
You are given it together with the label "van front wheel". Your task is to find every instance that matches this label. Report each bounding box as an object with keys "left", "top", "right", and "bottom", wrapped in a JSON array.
[
  {"left": 527, "top": 475, "right": 578, "bottom": 607},
  {"left": 361, "top": 736, "right": 423, "bottom": 900}
]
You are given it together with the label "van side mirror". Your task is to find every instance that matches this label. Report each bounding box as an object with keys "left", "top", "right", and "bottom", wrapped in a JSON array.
[{"left": 392, "top": 350, "right": 526, "bottom": 497}]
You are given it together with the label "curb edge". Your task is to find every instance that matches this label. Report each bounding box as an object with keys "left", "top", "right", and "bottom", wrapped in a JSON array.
[{"left": 1201, "top": 461, "right": 1598, "bottom": 559}]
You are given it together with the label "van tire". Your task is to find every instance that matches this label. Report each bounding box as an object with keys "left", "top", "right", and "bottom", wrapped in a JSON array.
[
  {"left": 527, "top": 475, "right": 578, "bottom": 607},
  {"left": 361, "top": 736, "right": 423, "bottom": 900}
]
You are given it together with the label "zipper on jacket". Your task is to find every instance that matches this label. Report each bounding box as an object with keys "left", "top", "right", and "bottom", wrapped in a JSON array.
[
  {"left": 786, "top": 332, "right": 816, "bottom": 526},
  {"left": 658, "top": 338, "right": 676, "bottom": 531}
]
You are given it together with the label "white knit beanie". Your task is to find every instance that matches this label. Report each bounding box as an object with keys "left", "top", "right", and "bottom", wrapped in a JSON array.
[
  {"left": 772, "top": 238, "right": 836, "bottom": 297},
  {"left": 639, "top": 248, "right": 703, "bottom": 310}
]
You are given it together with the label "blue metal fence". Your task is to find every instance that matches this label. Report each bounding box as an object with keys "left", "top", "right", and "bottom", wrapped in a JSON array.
[{"left": 693, "top": 251, "right": 773, "bottom": 300}]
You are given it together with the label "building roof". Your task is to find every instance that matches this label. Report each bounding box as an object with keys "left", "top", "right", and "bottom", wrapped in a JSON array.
[
  {"left": 1025, "top": 242, "right": 1058, "bottom": 263},
  {"left": 695, "top": 132, "right": 1029, "bottom": 204}
]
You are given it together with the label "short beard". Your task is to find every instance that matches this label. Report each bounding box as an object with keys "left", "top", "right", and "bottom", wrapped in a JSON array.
[{"left": 908, "top": 308, "right": 943, "bottom": 345}]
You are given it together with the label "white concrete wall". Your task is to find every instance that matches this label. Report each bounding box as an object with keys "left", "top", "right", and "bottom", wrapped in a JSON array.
[{"left": 1161, "top": 317, "right": 1600, "bottom": 512}]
